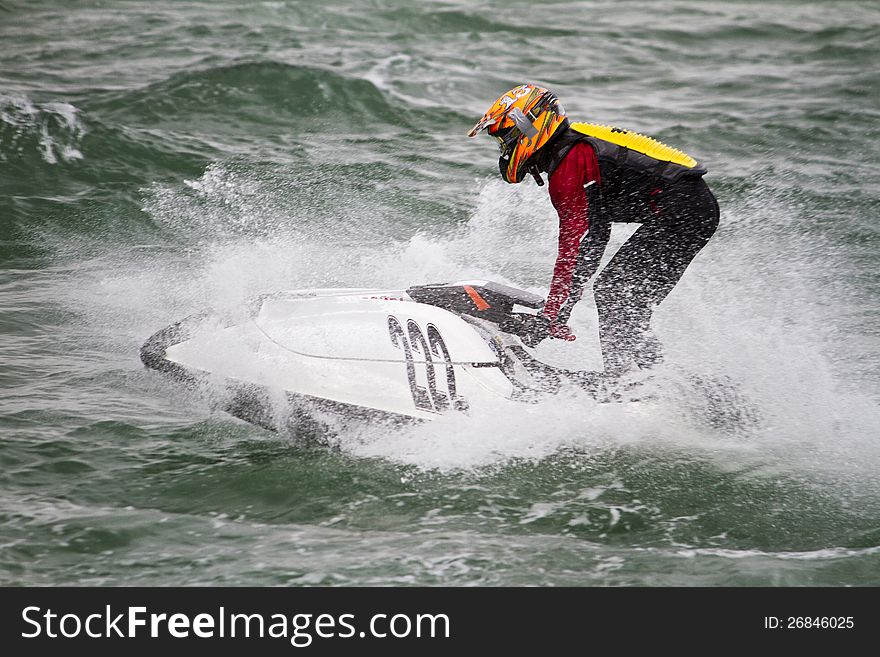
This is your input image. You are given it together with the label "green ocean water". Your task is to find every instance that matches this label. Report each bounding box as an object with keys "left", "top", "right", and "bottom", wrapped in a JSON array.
[{"left": 2, "top": 0, "right": 879, "bottom": 586}]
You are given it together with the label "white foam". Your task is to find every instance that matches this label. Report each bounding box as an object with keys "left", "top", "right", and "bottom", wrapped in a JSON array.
[{"left": 48, "top": 163, "right": 880, "bottom": 487}]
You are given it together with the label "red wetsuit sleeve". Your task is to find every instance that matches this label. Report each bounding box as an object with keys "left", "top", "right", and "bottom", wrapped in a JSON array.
[{"left": 543, "top": 142, "right": 601, "bottom": 323}]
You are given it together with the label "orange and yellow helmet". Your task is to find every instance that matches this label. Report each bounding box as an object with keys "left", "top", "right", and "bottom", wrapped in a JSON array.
[{"left": 467, "top": 84, "right": 567, "bottom": 184}]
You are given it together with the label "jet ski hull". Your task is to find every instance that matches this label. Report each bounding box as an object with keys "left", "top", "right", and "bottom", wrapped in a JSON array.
[{"left": 140, "top": 283, "right": 542, "bottom": 426}]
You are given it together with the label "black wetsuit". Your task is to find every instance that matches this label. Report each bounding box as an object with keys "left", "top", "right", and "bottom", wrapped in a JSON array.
[{"left": 536, "top": 126, "right": 720, "bottom": 377}]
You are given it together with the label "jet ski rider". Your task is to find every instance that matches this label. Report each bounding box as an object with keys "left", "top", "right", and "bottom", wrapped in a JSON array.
[{"left": 468, "top": 84, "right": 719, "bottom": 382}]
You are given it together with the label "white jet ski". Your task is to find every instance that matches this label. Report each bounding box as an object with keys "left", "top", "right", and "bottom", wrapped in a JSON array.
[{"left": 140, "top": 280, "right": 614, "bottom": 428}]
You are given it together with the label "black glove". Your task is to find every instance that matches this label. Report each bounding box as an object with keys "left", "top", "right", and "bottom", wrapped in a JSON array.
[{"left": 500, "top": 313, "right": 551, "bottom": 348}]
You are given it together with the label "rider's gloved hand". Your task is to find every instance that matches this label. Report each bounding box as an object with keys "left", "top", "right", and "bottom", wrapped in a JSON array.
[
  {"left": 517, "top": 314, "right": 550, "bottom": 347},
  {"left": 515, "top": 314, "right": 577, "bottom": 347}
]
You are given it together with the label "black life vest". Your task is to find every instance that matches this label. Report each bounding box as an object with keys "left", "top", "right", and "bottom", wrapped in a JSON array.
[{"left": 534, "top": 120, "right": 707, "bottom": 185}]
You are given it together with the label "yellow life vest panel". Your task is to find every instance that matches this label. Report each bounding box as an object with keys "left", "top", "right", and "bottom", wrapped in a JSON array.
[{"left": 570, "top": 122, "right": 699, "bottom": 169}]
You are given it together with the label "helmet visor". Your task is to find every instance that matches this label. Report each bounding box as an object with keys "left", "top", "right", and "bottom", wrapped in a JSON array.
[{"left": 467, "top": 105, "right": 509, "bottom": 137}]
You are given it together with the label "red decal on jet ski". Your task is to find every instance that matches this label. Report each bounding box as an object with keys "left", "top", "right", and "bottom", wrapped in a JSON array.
[{"left": 463, "top": 285, "right": 491, "bottom": 311}]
